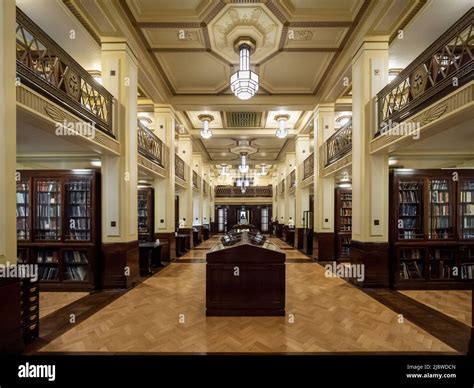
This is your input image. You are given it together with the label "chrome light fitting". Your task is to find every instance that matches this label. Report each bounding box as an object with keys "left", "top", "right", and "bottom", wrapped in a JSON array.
[
  {"left": 230, "top": 37, "right": 259, "bottom": 100},
  {"left": 275, "top": 114, "right": 290, "bottom": 139},
  {"left": 198, "top": 114, "right": 213, "bottom": 139},
  {"left": 239, "top": 153, "right": 249, "bottom": 173}
]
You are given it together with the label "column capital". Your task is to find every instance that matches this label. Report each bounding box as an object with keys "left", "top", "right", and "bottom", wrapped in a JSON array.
[
  {"left": 101, "top": 37, "right": 138, "bottom": 65},
  {"left": 314, "top": 103, "right": 335, "bottom": 115},
  {"left": 352, "top": 35, "right": 389, "bottom": 64}
]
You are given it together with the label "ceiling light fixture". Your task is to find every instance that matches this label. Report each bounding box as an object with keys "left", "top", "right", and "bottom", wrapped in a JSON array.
[
  {"left": 239, "top": 153, "right": 249, "bottom": 173},
  {"left": 230, "top": 37, "right": 259, "bottom": 100},
  {"left": 275, "top": 114, "right": 290, "bottom": 139},
  {"left": 198, "top": 114, "right": 213, "bottom": 139}
]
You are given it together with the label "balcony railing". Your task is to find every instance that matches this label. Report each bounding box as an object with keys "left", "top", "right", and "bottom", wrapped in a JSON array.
[
  {"left": 16, "top": 8, "right": 114, "bottom": 137},
  {"left": 137, "top": 121, "right": 164, "bottom": 167},
  {"left": 325, "top": 120, "right": 352, "bottom": 166},
  {"left": 215, "top": 186, "right": 273, "bottom": 197},
  {"left": 289, "top": 170, "right": 296, "bottom": 189},
  {"left": 303, "top": 152, "right": 314, "bottom": 180},
  {"left": 376, "top": 9, "right": 473, "bottom": 136},
  {"left": 192, "top": 171, "right": 199, "bottom": 189},
  {"left": 175, "top": 155, "right": 185, "bottom": 181}
]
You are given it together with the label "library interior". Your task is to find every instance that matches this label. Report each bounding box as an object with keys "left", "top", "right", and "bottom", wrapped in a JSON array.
[{"left": 0, "top": 0, "right": 473, "bottom": 356}]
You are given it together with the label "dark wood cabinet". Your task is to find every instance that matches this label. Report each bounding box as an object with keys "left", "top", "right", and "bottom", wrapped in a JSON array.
[
  {"left": 138, "top": 187, "right": 154, "bottom": 242},
  {"left": 16, "top": 170, "right": 100, "bottom": 291},
  {"left": 390, "top": 169, "right": 474, "bottom": 289},
  {"left": 335, "top": 188, "right": 352, "bottom": 262},
  {"left": 206, "top": 232, "right": 285, "bottom": 316}
]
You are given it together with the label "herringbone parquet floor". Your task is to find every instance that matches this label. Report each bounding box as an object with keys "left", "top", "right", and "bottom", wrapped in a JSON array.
[{"left": 37, "top": 238, "right": 457, "bottom": 353}]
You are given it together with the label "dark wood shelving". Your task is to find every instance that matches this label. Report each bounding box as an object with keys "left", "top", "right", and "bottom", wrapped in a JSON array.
[
  {"left": 16, "top": 170, "right": 100, "bottom": 291},
  {"left": 390, "top": 169, "right": 474, "bottom": 289},
  {"left": 138, "top": 187, "right": 154, "bottom": 242},
  {"left": 335, "top": 188, "right": 352, "bottom": 261}
]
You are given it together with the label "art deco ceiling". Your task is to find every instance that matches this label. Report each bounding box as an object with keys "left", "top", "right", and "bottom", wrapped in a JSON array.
[{"left": 121, "top": 0, "right": 368, "bottom": 95}]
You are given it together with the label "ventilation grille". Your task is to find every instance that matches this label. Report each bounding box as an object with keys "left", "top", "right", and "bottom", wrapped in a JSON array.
[{"left": 226, "top": 112, "right": 262, "bottom": 128}]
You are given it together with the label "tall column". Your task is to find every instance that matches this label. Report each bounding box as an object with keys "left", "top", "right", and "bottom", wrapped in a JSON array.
[
  {"left": 100, "top": 38, "right": 139, "bottom": 288},
  {"left": 295, "top": 135, "right": 310, "bottom": 249},
  {"left": 351, "top": 36, "right": 389, "bottom": 287},
  {"left": 192, "top": 153, "right": 204, "bottom": 226},
  {"left": 154, "top": 104, "right": 177, "bottom": 259},
  {"left": 0, "top": 0, "right": 16, "bottom": 266},
  {"left": 177, "top": 136, "right": 193, "bottom": 232},
  {"left": 202, "top": 163, "right": 210, "bottom": 226},
  {"left": 313, "top": 104, "right": 336, "bottom": 261},
  {"left": 0, "top": 0, "right": 23, "bottom": 352},
  {"left": 277, "top": 164, "right": 286, "bottom": 225}
]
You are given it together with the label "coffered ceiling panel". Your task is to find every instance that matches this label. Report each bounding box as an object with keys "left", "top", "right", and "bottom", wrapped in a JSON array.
[
  {"left": 201, "top": 137, "right": 235, "bottom": 148},
  {"left": 277, "top": 0, "right": 364, "bottom": 21},
  {"left": 251, "top": 137, "right": 287, "bottom": 148},
  {"left": 284, "top": 27, "right": 348, "bottom": 49},
  {"left": 260, "top": 52, "right": 333, "bottom": 93},
  {"left": 187, "top": 111, "right": 223, "bottom": 128},
  {"left": 156, "top": 52, "right": 229, "bottom": 93},
  {"left": 143, "top": 28, "right": 206, "bottom": 49},
  {"left": 125, "top": 0, "right": 219, "bottom": 22},
  {"left": 249, "top": 152, "right": 280, "bottom": 161}
]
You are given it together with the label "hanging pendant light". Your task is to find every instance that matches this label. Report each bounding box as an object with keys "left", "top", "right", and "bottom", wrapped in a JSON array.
[
  {"left": 275, "top": 114, "right": 290, "bottom": 139},
  {"left": 198, "top": 114, "right": 213, "bottom": 139},
  {"left": 230, "top": 37, "right": 259, "bottom": 100},
  {"left": 239, "top": 153, "right": 249, "bottom": 173}
]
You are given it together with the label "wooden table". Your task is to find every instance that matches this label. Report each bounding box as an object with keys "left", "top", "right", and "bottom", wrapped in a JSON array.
[
  {"left": 139, "top": 241, "right": 168, "bottom": 275},
  {"left": 176, "top": 234, "right": 190, "bottom": 256}
]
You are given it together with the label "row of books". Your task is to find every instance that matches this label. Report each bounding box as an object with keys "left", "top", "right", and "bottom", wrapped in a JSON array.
[
  {"left": 461, "top": 182, "right": 474, "bottom": 190},
  {"left": 37, "top": 219, "right": 60, "bottom": 229},
  {"left": 461, "top": 204, "right": 474, "bottom": 214},
  {"left": 430, "top": 249, "right": 454, "bottom": 260},
  {"left": 430, "top": 191, "right": 449, "bottom": 202},
  {"left": 138, "top": 210, "right": 148, "bottom": 217},
  {"left": 39, "top": 267, "right": 59, "bottom": 281},
  {"left": 66, "top": 181, "right": 90, "bottom": 191},
  {"left": 461, "top": 263, "right": 474, "bottom": 280},
  {"left": 66, "top": 231, "right": 91, "bottom": 240},
  {"left": 428, "top": 230, "right": 451, "bottom": 239},
  {"left": 69, "top": 205, "right": 89, "bottom": 217},
  {"left": 430, "top": 218, "right": 451, "bottom": 228},
  {"left": 431, "top": 204, "right": 450, "bottom": 216},
  {"left": 429, "top": 261, "right": 454, "bottom": 279},
  {"left": 17, "top": 218, "right": 29, "bottom": 230},
  {"left": 461, "top": 191, "right": 474, "bottom": 202},
  {"left": 16, "top": 192, "right": 28, "bottom": 204},
  {"left": 340, "top": 226, "right": 351, "bottom": 232},
  {"left": 431, "top": 180, "right": 449, "bottom": 190},
  {"left": 16, "top": 206, "right": 29, "bottom": 217},
  {"left": 36, "top": 181, "right": 59, "bottom": 192},
  {"left": 340, "top": 201, "right": 352, "bottom": 208},
  {"left": 37, "top": 250, "right": 60, "bottom": 263},
  {"left": 400, "top": 261, "right": 423, "bottom": 279},
  {"left": 399, "top": 230, "right": 419, "bottom": 239},
  {"left": 339, "top": 209, "right": 352, "bottom": 216},
  {"left": 399, "top": 204, "right": 419, "bottom": 216},
  {"left": 36, "top": 205, "right": 61, "bottom": 217},
  {"left": 399, "top": 218, "right": 419, "bottom": 229},
  {"left": 17, "top": 183, "right": 28, "bottom": 192},
  {"left": 67, "top": 192, "right": 89, "bottom": 204},
  {"left": 69, "top": 218, "right": 89, "bottom": 230},
  {"left": 36, "top": 231, "right": 60, "bottom": 240},
  {"left": 64, "top": 266, "right": 88, "bottom": 281},
  {"left": 17, "top": 230, "right": 30, "bottom": 240},
  {"left": 63, "top": 251, "right": 89, "bottom": 264},
  {"left": 399, "top": 182, "right": 420, "bottom": 191},
  {"left": 399, "top": 191, "right": 420, "bottom": 203},
  {"left": 340, "top": 194, "right": 352, "bottom": 200},
  {"left": 37, "top": 192, "right": 61, "bottom": 204},
  {"left": 462, "top": 218, "right": 474, "bottom": 228}
]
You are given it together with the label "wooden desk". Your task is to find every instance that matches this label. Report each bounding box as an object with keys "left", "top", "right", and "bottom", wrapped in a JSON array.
[
  {"left": 206, "top": 231, "right": 285, "bottom": 316},
  {"left": 176, "top": 234, "right": 190, "bottom": 256},
  {"left": 139, "top": 242, "right": 168, "bottom": 275}
]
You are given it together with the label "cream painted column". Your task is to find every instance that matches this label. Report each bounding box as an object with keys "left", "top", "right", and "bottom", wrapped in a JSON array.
[
  {"left": 351, "top": 36, "right": 389, "bottom": 287},
  {"left": 295, "top": 135, "right": 310, "bottom": 227},
  {"left": 313, "top": 104, "right": 336, "bottom": 261},
  {"left": 277, "top": 163, "right": 286, "bottom": 224},
  {"left": 202, "top": 163, "right": 211, "bottom": 225},
  {"left": 0, "top": 0, "right": 16, "bottom": 265},
  {"left": 285, "top": 152, "right": 296, "bottom": 225},
  {"left": 154, "top": 105, "right": 176, "bottom": 234},
  {"left": 100, "top": 38, "right": 139, "bottom": 287},
  {"left": 101, "top": 38, "right": 138, "bottom": 243},
  {"left": 272, "top": 172, "right": 278, "bottom": 223},
  {"left": 177, "top": 135, "right": 193, "bottom": 228},
  {"left": 192, "top": 153, "right": 204, "bottom": 226}
]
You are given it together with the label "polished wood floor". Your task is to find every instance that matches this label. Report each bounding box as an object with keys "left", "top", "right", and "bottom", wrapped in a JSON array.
[
  {"left": 40, "top": 292, "right": 89, "bottom": 319},
  {"left": 35, "top": 236, "right": 458, "bottom": 354},
  {"left": 400, "top": 290, "right": 472, "bottom": 327}
]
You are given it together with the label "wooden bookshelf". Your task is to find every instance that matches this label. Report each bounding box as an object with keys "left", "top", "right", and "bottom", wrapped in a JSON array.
[
  {"left": 16, "top": 170, "right": 100, "bottom": 291},
  {"left": 138, "top": 187, "right": 154, "bottom": 242},
  {"left": 390, "top": 169, "right": 474, "bottom": 289},
  {"left": 335, "top": 188, "right": 352, "bottom": 261}
]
